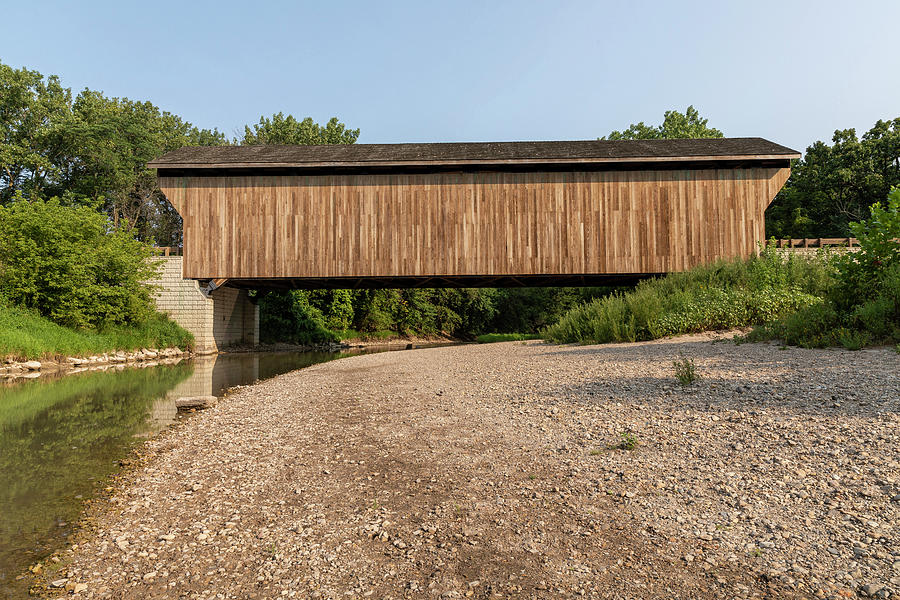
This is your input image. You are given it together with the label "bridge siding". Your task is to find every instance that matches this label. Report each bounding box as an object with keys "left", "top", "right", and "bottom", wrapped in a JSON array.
[{"left": 161, "top": 167, "right": 790, "bottom": 280}]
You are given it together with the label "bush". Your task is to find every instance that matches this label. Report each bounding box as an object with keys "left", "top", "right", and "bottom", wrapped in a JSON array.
[
  {"left": 754, "top": 188, "right": 900, "bottom": 348},
  {"left": 258, "top": 290, "right": 338, "bottom": 345},
  {"left": 0, "top": 196, "right": 158, "bottom": 328},
  {"left": 475, "top": 333, "right": 541, "bottom": 343},
  {"left": 542, "top": 246, "right": 830, "bottom": 344}
]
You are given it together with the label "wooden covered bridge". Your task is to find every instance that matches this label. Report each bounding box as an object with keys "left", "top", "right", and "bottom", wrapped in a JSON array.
[{"left": 149, "top": 137, "right": 799, "bottom": 292}]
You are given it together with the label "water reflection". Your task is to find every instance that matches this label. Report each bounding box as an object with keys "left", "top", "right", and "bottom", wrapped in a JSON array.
[
  {"left": 0, "top": 346, "right": 412, "bottom": 594},
  {"left": 0, "top": 363, "right": 193, "bottom": 596}
]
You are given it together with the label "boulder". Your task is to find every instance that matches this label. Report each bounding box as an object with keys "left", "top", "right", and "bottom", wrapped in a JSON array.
[{"left": 175, "top": 396, "right": 218, "bottom": 410}]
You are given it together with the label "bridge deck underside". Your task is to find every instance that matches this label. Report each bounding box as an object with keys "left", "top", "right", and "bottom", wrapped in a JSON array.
[{"left": 215, "top": 273, "right": 659, "bottom": 291}]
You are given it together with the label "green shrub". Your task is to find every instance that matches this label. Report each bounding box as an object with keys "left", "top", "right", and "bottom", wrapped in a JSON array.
[
  {"left": 754, "top": 188, "right": 900, "bottom": 348},
  {"left": 542, "top": 246, "right": 830, "bottom": 345},
  {"left": 475, "top": 333, "right": 541, "bottom": 343},
  {"left": 830, "top": 187, "right": 900, "bottom": 311},
  {"left": 258, "top": 290, "right": 338, "bottom": 345},
  {"left": 837, "top": 328, "right": 869, "bottom": 350},
  {"left": 0, "top": 196, "right": 158, "bottom": 328}
]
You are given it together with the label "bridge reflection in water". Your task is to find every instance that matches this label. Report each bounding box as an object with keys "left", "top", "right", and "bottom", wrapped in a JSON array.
[{"left": 0, "top": 347, "right": 394, "bottom": 597}]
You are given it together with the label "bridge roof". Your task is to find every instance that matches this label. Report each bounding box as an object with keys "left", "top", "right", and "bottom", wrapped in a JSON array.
[{"left": 149, "top": 137, "right": 800, "bottom": 172}]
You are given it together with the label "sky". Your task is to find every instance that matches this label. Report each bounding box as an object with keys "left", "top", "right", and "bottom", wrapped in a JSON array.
[{"left": 3, "top": 0, "right": 898, "bottom": 154}]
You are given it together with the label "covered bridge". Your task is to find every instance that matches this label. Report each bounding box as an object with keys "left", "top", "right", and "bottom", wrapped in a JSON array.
[{"left": 149, "top": 138, "right": 799, "bottom": 290}]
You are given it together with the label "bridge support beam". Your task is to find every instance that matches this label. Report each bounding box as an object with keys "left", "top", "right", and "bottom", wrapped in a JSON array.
[{"left": 150, "top": 256, "right": 258, "bottom": 354}]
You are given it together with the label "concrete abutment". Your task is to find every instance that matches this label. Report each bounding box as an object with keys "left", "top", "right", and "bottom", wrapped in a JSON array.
[{"left": 150, "top": 256, "right": 258, "bottom": 353}]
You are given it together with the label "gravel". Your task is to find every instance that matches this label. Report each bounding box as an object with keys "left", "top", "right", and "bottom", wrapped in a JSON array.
[{"left": 52, "top": 335, "right": 899, "bottom": 599}]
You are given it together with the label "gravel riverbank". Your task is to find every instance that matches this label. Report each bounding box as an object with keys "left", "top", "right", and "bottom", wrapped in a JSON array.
[{"left": 47, "top": 336, "right": 899, "bottom": 599}]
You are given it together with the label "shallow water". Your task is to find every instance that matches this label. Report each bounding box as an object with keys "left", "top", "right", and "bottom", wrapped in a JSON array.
[{"left": 0, "top": 346, "right": 411, "bottom": 596}]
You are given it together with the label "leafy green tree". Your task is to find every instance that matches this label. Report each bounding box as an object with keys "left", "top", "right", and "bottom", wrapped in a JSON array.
[
  {"left": 64, "top": 90, "right": 228, "bottom": 245},
  {"left": 766, "top": 119, "right": 900, "bottom": 237},
  {"left": 240, "top": 113, "right": 359, "bottom": 145},
  {"left": 0, "top": 196, "right": 159, "bottom": 328},
  {"left": 258, "top": 290, "right": 337, "bottom": 344},
  {"left": 603, "top": 106, "right": 724, "bottom": 140},
  {"left": 0, "top": 59, "right": 228, "bottom": 246},
  {"left": 0, "top": 62, "right": 73, "bottom": 202}
]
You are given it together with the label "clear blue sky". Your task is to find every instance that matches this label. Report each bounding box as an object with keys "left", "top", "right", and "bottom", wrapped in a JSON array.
[{"left": 3, "top": 0, "right": 898, "bottom": 153}]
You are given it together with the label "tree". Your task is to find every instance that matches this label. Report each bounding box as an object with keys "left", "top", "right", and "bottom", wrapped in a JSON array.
[
  {"left": 0, "top": 62, "right": 72, "bottom": 202},
  {"left": 0, "top": 59, "right": 229, "bottom": 246},
  {"left": 240, "top": 113, "right": 359, "bottom": 145},
  {"left": 603, "top": 106, "right": 723, "bottom": 140},
  {"left": 766, "top": 119, "right": 900, "bottom": 237},
  {"left": 64, "top": 91, "right": 227, "bottom": 245}
]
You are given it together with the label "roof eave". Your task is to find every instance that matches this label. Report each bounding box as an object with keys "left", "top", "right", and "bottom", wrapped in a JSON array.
[{"left": 147, "top": 153, "right": 801, "bottom": 170}]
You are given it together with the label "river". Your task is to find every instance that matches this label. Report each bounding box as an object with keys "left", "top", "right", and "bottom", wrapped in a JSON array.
[{"left": 0, "top": 347, "right": 418, "bottom": 597}]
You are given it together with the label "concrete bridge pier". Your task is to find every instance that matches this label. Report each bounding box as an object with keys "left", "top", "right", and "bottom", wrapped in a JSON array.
[{"left": 151, "top": 256, "right": 259, "bottom": 353}]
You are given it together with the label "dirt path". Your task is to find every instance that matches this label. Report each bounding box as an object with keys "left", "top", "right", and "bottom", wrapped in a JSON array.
[{"left": 50, "top": 337, "right": 899, "bottom": 599}]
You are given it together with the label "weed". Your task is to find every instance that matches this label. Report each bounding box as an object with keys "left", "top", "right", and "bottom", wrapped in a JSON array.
[
  {"left": 589, "top": 449, "right": 602, "bottom": 456},
  {"left": 837, "top": 328, "right": 868, "bottom": 350},
  {"left": 618, "top": 432, "right": 638, "bottom": 451},
  {"left": 673, "top": 355, "right": 700, "bottom": 385},
  {"left": 527, "top": 474, "right": 537, "bottom": 480},
  {"left": 0, "top": 303, "right": 193, "bottom": 361}
]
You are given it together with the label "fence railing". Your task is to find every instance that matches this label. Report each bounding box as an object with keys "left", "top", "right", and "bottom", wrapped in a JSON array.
[
  {"left": 766, "top": 238, "right": 859, "bottom": 249},
  {"left": 152, "top": 246, "right": 183, "bottom": 256}
]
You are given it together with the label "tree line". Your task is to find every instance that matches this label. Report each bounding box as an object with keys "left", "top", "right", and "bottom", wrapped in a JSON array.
[{"left": 2, "top": 58, "right": 898, "bottom": 341}]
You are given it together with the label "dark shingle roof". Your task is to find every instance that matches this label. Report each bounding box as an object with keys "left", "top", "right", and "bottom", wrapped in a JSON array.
[{"left": 148, "top": 138, "right": 799, "bottom": 170}]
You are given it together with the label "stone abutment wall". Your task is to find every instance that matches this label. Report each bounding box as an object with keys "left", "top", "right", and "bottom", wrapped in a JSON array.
[{"left": 150, "top": 257, "right": 258, "bottom": 353}]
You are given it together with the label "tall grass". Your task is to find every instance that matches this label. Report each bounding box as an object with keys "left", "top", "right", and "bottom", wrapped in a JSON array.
[
  {"left": 0, "top": 303, "right": 193, "bottom": 361},
  {"left": 542, "top": 247, "right": 832, "bottom": 344}
]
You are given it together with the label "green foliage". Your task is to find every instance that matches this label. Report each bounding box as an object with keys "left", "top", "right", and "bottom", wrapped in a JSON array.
[
  {"left": 672, "top": 355, "right": 700, "bottom": 385},
  {"left": 0, "top": 196, "right": 163, "bottom": 328},
  {"left": 0, "top": 59, "right": 228, "bottom": 246},
  {"left": 0, "top": 62, "right": 72, "bottom": 201},
  {"left": 257, "top": 285, "right": 605, "bottom": 343},
  {"left": 258, "top": 290, "right": 338, "bottom": 345},
  {"left": 603, "top": 106, "right": 724, "bottom": 140},
  {"left": 830, "top": 187, "right": 900, "bottom": 309},
  {"left": 488, "top": 288, "right": 588, "bottom": 333},
  {"left": 240, "top": 113, "right": 359, "bottom": 145},
  {"left": 617, "top": 432, "right": 638, "bottom": 451},
  {"left": 766, "top": 118, "right": 900, "bottom": 237},
  {"left": 753, "top": 188, "right": 900, "bottom": 348},
  {"left": 475, "top": 333, "right": 541, "bottom": 343},
  {"left": 542, "top": 246, "right": 830, "bottom": 344},
  {"left": 0, "top": 303, "right": 192, "bottom": 360}
]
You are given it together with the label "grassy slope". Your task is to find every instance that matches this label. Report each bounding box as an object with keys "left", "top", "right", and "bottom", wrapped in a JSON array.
[
  {"left": 542, "top": 249, "right": 832, "bottom": 345},
  {"left": 0, "top": 303, "right": 193, "bottom": 361}
]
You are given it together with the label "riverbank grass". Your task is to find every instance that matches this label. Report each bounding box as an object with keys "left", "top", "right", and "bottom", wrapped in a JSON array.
[
  {"left": 0, "top": 303, "right": 193, "bottom": 361},
  {"left": 476, "top": 333, "right": 541, "bottom": 343},
  {"left": 542, "top": 246, "right": 832, "bottom": 345}
]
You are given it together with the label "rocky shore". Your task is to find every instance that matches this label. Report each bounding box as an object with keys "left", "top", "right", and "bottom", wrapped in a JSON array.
[
  {"left": 38, "top": 336, "right": 899, "bottom": 599},
  {"left": 1, "top": 347, "right": 191, "bottom": 379}
]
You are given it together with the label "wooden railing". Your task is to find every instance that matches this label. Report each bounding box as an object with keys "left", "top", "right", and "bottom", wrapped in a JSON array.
[
  {"left": 152, "top": 246, "right": 183, "bottom": 256},
  {"left": 766, "top": 238, "right": 859, "bottom": 249}
]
